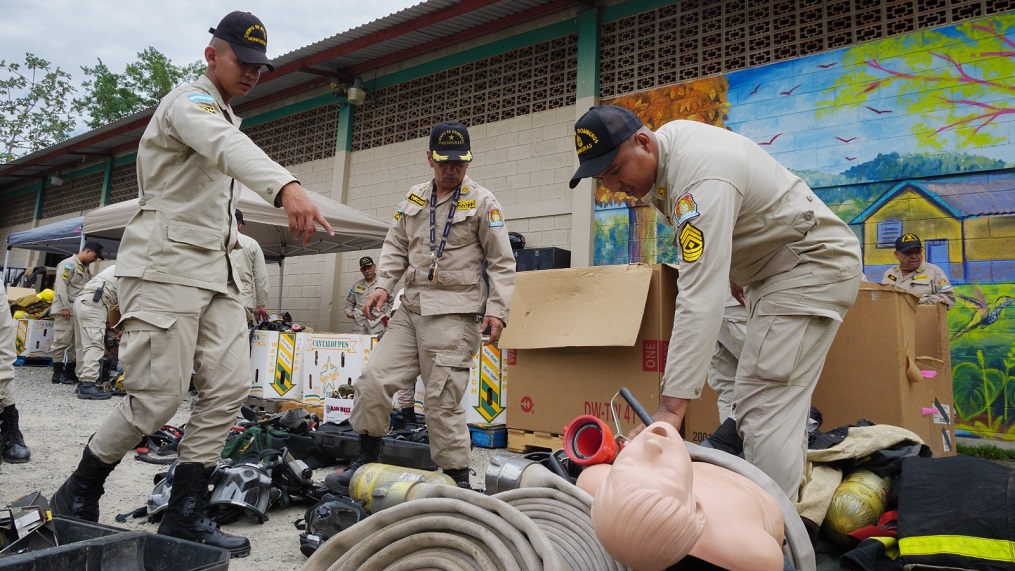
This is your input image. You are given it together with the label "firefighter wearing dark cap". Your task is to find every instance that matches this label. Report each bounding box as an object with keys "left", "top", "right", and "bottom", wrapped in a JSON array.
[
  {"left": 325, "top": 121, "right": 516, "bottom": 492},
  {"left": 881, "top": 233, "right": 955, "bottom": 308},
  {"left": 51, "top": 11, "right": 333, "bottom": 558},
  {"left": 344, "top": 256, "right": 393, "bottom": 336},
  {"left": 49, "top": 241, "right": 104, "bottom": 385}
]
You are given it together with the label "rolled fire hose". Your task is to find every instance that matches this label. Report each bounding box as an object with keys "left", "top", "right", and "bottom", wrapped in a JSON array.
[{"left": 301, "top": 483, "right": 566, "bottom": 571}]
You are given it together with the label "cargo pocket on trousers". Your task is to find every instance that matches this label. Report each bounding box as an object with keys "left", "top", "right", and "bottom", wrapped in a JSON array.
[
  {"left": 431, "top": 351, "right": 472, "bottom": 410},
  {"left": 119, "top": 311, "right": 179, "bottom": 395},
  {"left": 740, "top": 300, "right": 837, "bottom": 386}
]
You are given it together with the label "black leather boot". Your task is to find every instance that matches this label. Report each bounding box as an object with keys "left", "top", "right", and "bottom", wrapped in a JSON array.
[
  {"left": 401, "top": 406, "right": 418, "bottom": 425},
  {"left": 444, "top": 467, "right": 472, "bottom": 489},
  {"left": 63, "top": 361, "right": 80, "bottom": 384},
  {"left": 51, "top": 446, "right": 119, "bottom": 521},
  {"left": 0, "top": 405, "right": 30, "bottom": 463},
  {"left": 157, "top": 462, "right": 251, "bottom": 558},
  {"left": 77, "top": 381, "right": 112, "bottom": 400},
  {"left": 323, "top": 434, "right": 383, "bottom": 493},
  {"left": 50, "top": 362, "right": 65, "bottom": 384}
]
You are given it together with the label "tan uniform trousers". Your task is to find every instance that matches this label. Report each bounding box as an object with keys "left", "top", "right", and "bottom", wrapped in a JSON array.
[
  {"left": 73, "top": 299, "right": 109, "bottom": 384},
  {"left": 394, "top": 387, "right": 415, "bottom": 409},
  {"left": 88, "top": 277, "right": 249, "bottom": 466},
  {"left": 708, "top": 304, "right": 747, "bottom": 422},
  {"left": 0, "top": 292, "right": 17, "bottom": 407},
  {"left": 51, "top": 315, "right": 77, "bottom": 364},
  {"left": 735, "top": 274, "right": 861, "bottom": 503},
  {"left": 349, "top": 307, "right": 479, "bottom": 470}
]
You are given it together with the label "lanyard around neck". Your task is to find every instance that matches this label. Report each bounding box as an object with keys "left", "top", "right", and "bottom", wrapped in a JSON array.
[{"left": 428, "top": 182, "right": 463, "bottom": 281}]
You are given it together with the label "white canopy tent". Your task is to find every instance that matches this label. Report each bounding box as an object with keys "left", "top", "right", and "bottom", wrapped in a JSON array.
[{"left": 81, "top": 186, "right": 390, "bottom": 309}]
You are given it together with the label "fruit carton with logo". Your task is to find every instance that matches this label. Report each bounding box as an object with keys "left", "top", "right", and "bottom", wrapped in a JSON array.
[
  {"left": 15, "top": 319, "right": 53, "bottom": 357},
  {"left": 249, "top": 330, "right": 303, "bottom": 400},
  {"left": 299, "top": 334, "right": 372, "bottom": 406}
]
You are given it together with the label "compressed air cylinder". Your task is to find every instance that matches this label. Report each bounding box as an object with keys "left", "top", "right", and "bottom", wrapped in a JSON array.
[
  {"left": 348, "top": 463, "right": 455, "bottom": 513},
  {"left": 822, "top": 468, "right": 892, "bottom": 547}
]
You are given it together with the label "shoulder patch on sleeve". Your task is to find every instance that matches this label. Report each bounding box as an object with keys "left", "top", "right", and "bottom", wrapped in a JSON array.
[
  {"left": 488, "top": 209, "right": 504, "bottom": 227},
  {"left": 393, "top": 209, "right": 402, "bottom": 221},
  {"left": 678, "top": 223, "right": 704, "bottom": 262},
  {"left": 188, "top": 93, "right": 216, "bottom": 104},
  {"left": 674, "top": 193, "right": 700, "bottom": 226}
]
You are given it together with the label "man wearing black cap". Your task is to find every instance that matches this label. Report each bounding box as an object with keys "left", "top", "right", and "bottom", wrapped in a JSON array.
[
  {"left": 569, "top": 106, "right": 862, "bottom": 503},
  {"left": 51, "top": 11, "right": 333, "bottom": 558},
  {"left": 48, "top": 241, "right": 104, "bottom": 386},
  {"left": 344, "top": 256, "right": 393, "bottom": 336},
  {"left": 324, "top": 121, "right": 516, "bottom": 492},
  {"left": 881, "top": 233, "right": 955, "bottom": 308},
  {"left": 231, "top": 209, "right": 271, "bottom": 322}
]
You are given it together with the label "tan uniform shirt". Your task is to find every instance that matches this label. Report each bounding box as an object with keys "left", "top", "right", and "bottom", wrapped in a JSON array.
[
  {"left": 645, "top": 120, "right": 862, "bottom": 399},
  {"left": 881, "top": 262, "right": 955, "bottom": 308},
  {"left": 115, "top": 75, "right": 295, "bottom": 293},
  {"left": 375, "top": 175, "right": 515, "bottom": 322},
  {"left": 344, "top": 277, "right": 393, "bottom": 335},
  {"left": 78, "top": 265, "right": 119, "bottom": 312},
  {"left": 230, "top": 232, "right": 269, "bottom": 310},
  {"left": 52, "top": 255, "right": 91, "bottom": 315}
]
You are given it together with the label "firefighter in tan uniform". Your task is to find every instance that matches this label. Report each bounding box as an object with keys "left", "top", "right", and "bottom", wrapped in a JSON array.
[
  {"left": 344, "top": 256, "right": 393, "bottom": 336},
  {"left": 569, "top": 106, "right": 863, "bottom": 502},
  {"left": 50, "top": 242, "right": 104, "bottom": 385},
  {"left": 326, "top": 121, "right": 516, "bottom": 492},
  {"left": 52, "top": 11, "right": 332, "bottom": 557},
  {"left": 1, "top": 286, "right": 31, "bottom": 463},
  {"left": 880, "top": 233, "right": 955, "bottom": 308},
  {"left": 231, "top": 209, "right": 271, "bottom": 322},
  {"left": 72, "top": 265, "right": 118, "bottom": 401}
]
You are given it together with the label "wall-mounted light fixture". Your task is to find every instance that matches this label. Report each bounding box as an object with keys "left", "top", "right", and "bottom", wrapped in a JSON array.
[
  {"left": 331, "top": 76, "right": 367, "bottom": 106},
  {"left": 49, "top": 175, "right": 64, "bottom": 187}
]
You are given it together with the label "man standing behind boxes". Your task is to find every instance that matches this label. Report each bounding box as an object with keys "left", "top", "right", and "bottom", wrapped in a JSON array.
[
  {"left": 324, "top": 121, "right": 516, "bottom": 492},
  {"left": 881, "top": 233, "right": 956, "bottom": 308},
  {"left": 231, "top": 209, "right": 271, "bottom": 323},
  {"left": 568, "top": 106, "right": 862, "bottom": 502},
  {"left": 72, "top": 265, "right": 118, "bottom": 401},
  {"left": 51, "top": 11, "right": 332, "bottom": 558},
  {"left": 50, "top": 242, "right": 104, "bottom": 385}
]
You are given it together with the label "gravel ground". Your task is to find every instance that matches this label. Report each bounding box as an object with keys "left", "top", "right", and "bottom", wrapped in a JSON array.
[{"left": 1, "top": 363, "right": 506, "bottom": 569}]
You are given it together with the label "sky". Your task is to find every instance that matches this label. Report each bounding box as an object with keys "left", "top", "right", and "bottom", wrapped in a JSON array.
[{"left": 2, "top": 0, "right": 422, "bottom": 93}]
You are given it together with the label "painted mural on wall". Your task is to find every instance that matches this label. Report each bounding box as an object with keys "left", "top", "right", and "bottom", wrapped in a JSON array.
[{"left": 595, "top": 13, "right": 1015, "bottom": 440}]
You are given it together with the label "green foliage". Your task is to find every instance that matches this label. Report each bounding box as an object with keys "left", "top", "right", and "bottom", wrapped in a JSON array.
[
  {"left": 818, "top": 14, "right": 1015, "bottom": 149},
  {"left": 840, "top": 152, "right": 1007, "bottom": 183},
  {"left": 957, "top": 442, "right": 1015, "bottom": 461},
  {"left": 74, "top": 47, "right": 204, "bottom": 129},
  {"left": 0, "top": 53, "right": 76, "bottom": 163}
]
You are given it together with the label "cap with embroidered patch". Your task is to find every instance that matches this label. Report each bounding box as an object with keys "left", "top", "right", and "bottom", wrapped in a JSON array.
[
  {"left": 84, "top": 241, "right": 105, "bottom": 260},
  {"left": 210, "top": 11, "right": 274, "bottom": 72},
  {"left": 429, "top": 121, "right": 472, "bottom": 162},
  {"left": 895, "top": 233, "right": 922, "bottom": 253},
  {"left": 569, "top": 105, "right": 643, "bottom": 189},
  {"left": 359, "top": 256, "right": 374, "bottom": 268}
]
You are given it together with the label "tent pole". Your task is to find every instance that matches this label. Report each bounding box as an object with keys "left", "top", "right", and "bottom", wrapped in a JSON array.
[
  {"left": 2, "top": 249, "right": 10, "bottom": 286},
  {"left": 277, "top": 258, "right": 285, "bottom": 312}
]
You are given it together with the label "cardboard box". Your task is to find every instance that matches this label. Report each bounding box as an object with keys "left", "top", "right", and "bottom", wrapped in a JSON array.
[
  {"left": 248, "top": 330, "right": 302, "bottom": 400},
  {"left": 811, "top": 283, "right": 955, "bottom": 457},
  {"left": 399, "top": 338, "right": 507, "bottom": 424},
  {"left": 15, "top": 319, "right": 53, "bottom": 357},
  {"left": 7, "top": 286, "right": 37, "bottom": 301},
  {"left": 299, "top": 334, "right": 371, "bottom": 405},
  {"left": 501, "top": 264, "right": 677, "bottom": 437}
]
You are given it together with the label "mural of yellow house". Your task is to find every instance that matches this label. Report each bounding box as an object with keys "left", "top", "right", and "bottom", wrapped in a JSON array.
[{"left": 851, "top": 172, "right": 1015, "bottom": 284}]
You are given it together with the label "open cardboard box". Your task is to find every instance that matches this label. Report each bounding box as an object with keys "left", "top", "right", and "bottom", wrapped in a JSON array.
[{"left": 501, "top": 264, "right": 677, "bottom": 438}]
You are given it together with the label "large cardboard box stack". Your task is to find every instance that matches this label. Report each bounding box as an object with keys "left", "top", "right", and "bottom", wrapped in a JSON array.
[
  {"left": 811, "top": 283, "right": 955, "bottom": 457},
  {"left": 248, "top": 330, "right": 302, "bottom": 400},
  {"left": 501, "top": 264, "right": 677, "bottom": 437},
  {"left": 299, "top": 334, "right": 372, "bottom": 406},
  {"left": 15, "top": 319, "right": 53, "bottom": 357}
]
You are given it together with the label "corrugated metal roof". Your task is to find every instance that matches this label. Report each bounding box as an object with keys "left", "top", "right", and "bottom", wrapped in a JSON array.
[{"left": 0, "top": 0, "right": 581, "bottom": 191}]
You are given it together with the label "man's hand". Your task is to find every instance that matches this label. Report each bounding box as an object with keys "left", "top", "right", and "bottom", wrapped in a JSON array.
[
  {"left": 254, "top": 305, "right": 270, "bottom": 322},
  {"left": 363, "top": 289, "right": 389, "bottom": 321},
  {"left": 627, "top": 395, "right": 689, "bottom": 440},
  {"left": 730, "top": 280, "right": 746, "bottom": 306},
  {"left": 279, "top": 182, "right": 334, "bottom": 245},
  {"left": 345, "top": 310, "right": 355, "bottom": 319},
  {"left": 482, "top": 316, "right": 505, "bottom": 344},
  {"left": 60, "top": 309, "right": 70, "bottom": 320}
]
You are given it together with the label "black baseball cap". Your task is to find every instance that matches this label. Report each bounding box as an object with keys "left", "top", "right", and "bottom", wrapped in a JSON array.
[
  {"left": 429, "top": 121, "right": 473, "bottom": 162},
  {"left": 210, "top": 11, "right": 274, "bottom": 71},
  {"left": 895, "top": 233, "right": 922, "bottom": 253},
  {"left": 569, "top": 105, "right": 644, "bottom": 189},
  {"left": 84, "top": 241, "right": 105, "bottom": 260},
  {"left": 235, "top": 209, "right": 245, "bottom": 225},
  {"left": 359, "top": 256, "right": 374, "bottom": 268}
]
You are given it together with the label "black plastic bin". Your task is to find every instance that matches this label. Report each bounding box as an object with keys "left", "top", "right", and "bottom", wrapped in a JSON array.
[
  {"left": 312, "top": 422, "right": 437, "bottom": 471},
  {"left": 0, "top": 516, "right": 229, "bottom": 571}
]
